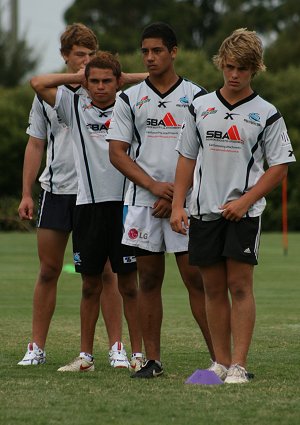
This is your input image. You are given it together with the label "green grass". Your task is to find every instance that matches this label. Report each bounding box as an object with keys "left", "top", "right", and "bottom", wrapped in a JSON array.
[{"left": 0, "top": 232, "right": 299, "bottom": 425}]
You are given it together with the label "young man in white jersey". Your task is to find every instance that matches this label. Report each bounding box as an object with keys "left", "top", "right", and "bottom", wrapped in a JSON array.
[
  {"left": 108, "top": 22, "right": 214, "bottom": 378},
  {"left": 170, "top": 28, "right": 296, "bottom": 383},
  {"left": 30, "top": 51, "right": 144, "bottom": 372},
  {"left": 18, "top": 24, "right": 141, "bottom": 369}
]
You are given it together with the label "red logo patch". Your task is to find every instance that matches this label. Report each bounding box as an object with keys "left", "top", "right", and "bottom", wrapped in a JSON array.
[{"left": 128, "top": 228, "right": 138, "bottom": 239}]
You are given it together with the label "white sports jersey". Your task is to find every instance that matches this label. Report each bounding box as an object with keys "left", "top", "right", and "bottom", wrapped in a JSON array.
[
  {"left": 26, "top": 86, "right": 85, "bottom": 194},
  {"left": 107, "top": 77, "right": 207, "bottom": 207},
  {"left": 177, "top": 89, "right": 296, "bottom": 220},
  {"left": 55, "top": 87, "right": 127, "bottom": 205}
]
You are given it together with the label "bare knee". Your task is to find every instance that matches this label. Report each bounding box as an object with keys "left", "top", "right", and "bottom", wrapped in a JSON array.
[
  {"left": 82, "top": 275, "right": 102, "bottom": 299},
  {"left": 139, "top": 270, "right": 163, "bottom": 293},
  {"left": 118, "top": 272, "right": 138, "bottom": 299},
  {"left": 38, "top": 263, "right": 61, "bottom": 285},
  {"left": 183, "top": 270, "right": 205, "bottom": 294},
  {"left": 228, "top": 278, "right": 253, "bottom": 301}
]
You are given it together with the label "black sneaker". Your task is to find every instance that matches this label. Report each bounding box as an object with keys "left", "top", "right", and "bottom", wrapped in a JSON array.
[{"left": 131, "top": 359, "right": 163, "bottom": 379}]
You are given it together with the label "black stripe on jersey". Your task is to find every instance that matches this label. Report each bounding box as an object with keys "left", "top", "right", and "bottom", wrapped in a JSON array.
[
  {"left": 64, "top": 84, "right": 81, "bottom": 93},
  {"left": 196, "top": 167, "right": 202, "bottom": 216},
  {"left": 243, "top": 136, "right": 262, "bottom": 206},
  {"left": 266, "top": 110, "right": 282, "bottom": 127},
  {"left": 145, "top": 76, "right": 183, "bottom": 99},
  {"left": 120, "top": 92, "right": 141, "bottom": 205},
  {"left": 216, "top": 89, "right": 258, "bottom": 111},
  {"left": 188, "top": 103, "right": 196, "bottom": 119},
  {"left": 73, "top": 94, "right": 95, "bottom": 203},
  {"left": 182, "top": 77, "right": 208, "bottom": 98},
  {"left": 38, "top": 96, "right": 55, "bottom": 193},
  {"left": 245, "top": 110, "right": 281, "bottom": 195}
]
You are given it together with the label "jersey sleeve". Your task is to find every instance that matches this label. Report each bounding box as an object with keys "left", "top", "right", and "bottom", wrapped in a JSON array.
[
  {"left": 54, "top": 86, "right": 73, "bottom": 127},
  {"left": 176, "top": 103, "right": 200, "bottom": 159},
  {"left": 26, "top": 95, "right": 48, "bottom": 140},
  {"left": 263, "top": 110, "right": 296, "bottom": 167},
  {"left": 106, "top": 92, "right": 134, "bottom": 145}
]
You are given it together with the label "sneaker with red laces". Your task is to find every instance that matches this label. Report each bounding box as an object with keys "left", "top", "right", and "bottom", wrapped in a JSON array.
[{"left": 109, "top": 342, "right": 130, "bottom": 368}]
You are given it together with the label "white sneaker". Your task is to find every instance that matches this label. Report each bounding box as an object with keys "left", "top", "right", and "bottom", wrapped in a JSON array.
[
  {"left": 109, "top": 341, "right": 130, "bottom": 368},
  {"left": 224, "top": 364, "right": 249, "bottom": 384},
  {"left": 129, "top": 353, "right": 144, "bottom": 372},
  {"left": 18, "top": 343, "right": 46, "bottom": 365},
  {"left": 57, "top": 356, "right": 95, "bottom": 372},
  {"left": 208, "top": 361, "right": 228, "bottom": 381}
]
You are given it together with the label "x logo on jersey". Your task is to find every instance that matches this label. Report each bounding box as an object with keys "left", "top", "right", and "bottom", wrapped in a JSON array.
[
  {"left": 99, "top": 111, "right": 108, "bottom": 117},
  {"left": 158, "top": 101, "right": 170, "bottom": 108},
  {"left": 224, "top": 112, "right": 239, "bottom": 120}
]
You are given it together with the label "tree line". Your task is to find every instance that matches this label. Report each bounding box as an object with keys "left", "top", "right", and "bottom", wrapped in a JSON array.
[{"left": 0, "top": 0, "right": 299, "bottom": 230}]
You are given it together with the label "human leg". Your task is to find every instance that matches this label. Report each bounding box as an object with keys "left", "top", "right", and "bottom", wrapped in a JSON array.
[
  {"left": 58, "top": 273, "right": 102, "bottom": 372},
  {"left": 199, "top": 262, "right": 231, "bottom": 368},
  {"left": 175, "top": 253, "right": 215, "bottom": 360},
  {"left": 19, "top": 228, "right": 69, "bottom": 366},
  {"left": 226, "top": 258, "right": 255, "bottom": 367},
  {"left": 32, "top": 228, "right": 70, "bottom": 349},
  {"left": 135, "top": 254, "right": 165, "bottom": 361},
  {"left": 100, "top": 259, "right": 123, "bottom": 348},
  {"left": 117, "top": 270, "right": 142, "bottom": 355},
  {"left": 80, "top": 273, "right": 103, "bottom": 355}
]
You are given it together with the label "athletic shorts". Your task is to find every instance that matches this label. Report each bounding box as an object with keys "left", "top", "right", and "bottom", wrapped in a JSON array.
[
  {"left": 72, "top": 202, "right": 136, "bottom": 275},
  {"left": 189, "top": 216, "right": 261, "bottom": 266},
  {"left": 122, "top": 206, "right": 188, "bottom": 253},
  {"left": 36, "top": 189, "right": 76, "bottom": 232}
]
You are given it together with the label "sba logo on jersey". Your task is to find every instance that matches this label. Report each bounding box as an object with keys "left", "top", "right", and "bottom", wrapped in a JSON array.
[
  {"left": 147, "top": 113, "right": 180, "bottom": 128},
  {"left": 207, "top": 125, "right": 243, "bottom": 143},
  {"left": 86, "top": 119, "right": 111, "bottom": 132}
]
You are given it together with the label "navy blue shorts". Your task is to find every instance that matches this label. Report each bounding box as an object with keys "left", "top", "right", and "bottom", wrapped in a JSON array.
[
  {"left": 72, "top": 202, "right": 136, "bottom": 275},
  {"left": 189, "top": 216, "right": 261, "bottom": 266},
  {"left": 36, "top": 189, "right": 76, "bottom": 232}
]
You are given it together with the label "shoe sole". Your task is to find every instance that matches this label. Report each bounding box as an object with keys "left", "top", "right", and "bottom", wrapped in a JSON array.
[
  {"left": 57, "top": 368, "right": 94, "bottom": 372},
  {"left": 17, "top": 360, "right": 46, "bottom": 366},
  {"left": 113, "top": 365, "right": 129, "bottom": 369}
]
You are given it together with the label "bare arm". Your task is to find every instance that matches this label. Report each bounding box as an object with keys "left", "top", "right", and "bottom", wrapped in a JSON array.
[
  {"left": 30, "top": 71, "right": 85, "bottom": 107},
  {"left": 120, "top": 72, "right": 148, "bottom": 87},
  {"left": 170, "top": 155, "right": 196, "bottom": 235},
  {"left": 18, "top": 136, "right": 45, "bottom": 220},
  {"left": 220, "top": 164, "right": 289, "bottom": 221},
  {"left": 109, "top": 140, "right": 173, "bottom": 200}
]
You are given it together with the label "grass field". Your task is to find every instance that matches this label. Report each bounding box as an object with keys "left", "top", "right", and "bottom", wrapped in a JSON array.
[{"left": 0, "top": 232, "right": 299, "bottom": 425}]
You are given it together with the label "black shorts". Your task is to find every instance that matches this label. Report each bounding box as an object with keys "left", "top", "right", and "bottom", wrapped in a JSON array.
[
  {"left": 72, "top": 202, "right": 137, "bottom": 275},
  {"left": 36, "top": 189, "right": 76, "bottom": 232},
  {"left": 189, "top": 216, "right": 261, "bottom": 267}
]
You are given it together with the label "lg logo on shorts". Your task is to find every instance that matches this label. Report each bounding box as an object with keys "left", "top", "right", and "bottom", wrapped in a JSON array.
[{"left": 128, "top": 228, "right": 148, "bottom": 240}]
